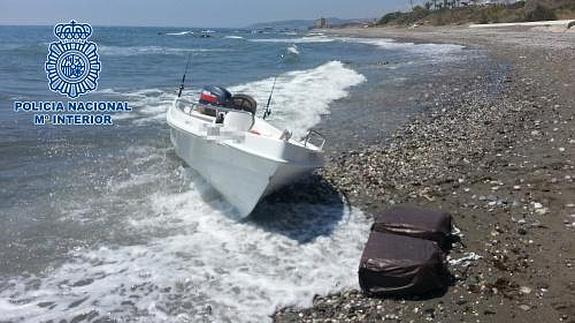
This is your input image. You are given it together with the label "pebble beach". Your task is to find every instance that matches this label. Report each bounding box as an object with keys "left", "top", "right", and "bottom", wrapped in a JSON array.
[{"left": 274, "top": 25, "right": 575, "bottom": 322}]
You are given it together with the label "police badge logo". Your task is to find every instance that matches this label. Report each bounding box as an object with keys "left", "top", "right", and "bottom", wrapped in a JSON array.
[{"left": 45, "top": 21, "right": 101, "bottom": 98}]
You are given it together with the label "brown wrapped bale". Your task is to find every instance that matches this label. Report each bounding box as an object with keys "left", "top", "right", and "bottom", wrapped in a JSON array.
[
  {"left": 372, "top": 206, "right": 453, "bottom": 248},
  {"left": 359, "top": 231, "right": 448, "bottom": 296}
]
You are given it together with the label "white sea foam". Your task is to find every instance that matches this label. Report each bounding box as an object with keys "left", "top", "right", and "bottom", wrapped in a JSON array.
[
  {"left": 224, "top": 35, "right": 244, "bottom": 40},
  {"left": 286, "top": 44, "right": 300, "bottom": 55},
  {"left": 96, "top": 87, "right": 180, "bottom": 123},
  {"left": 280, "top": 44, "right": 300, "bottom": 64},
  {"left": 338, "top": 37, "right": 465, "bottom": 57},
  {"left": 348, "top": 38, "right": 465, "bottom": 53},
  {"left": 0, "top": 169, "right": 371, "bottom": 322},
  {"left": 249, "top": 36, "right": 336, "bottom": 44},
  {"left": 164, "top": 30, "right": 195, "bottom": 36},
  {"left": 98, "top": 46, "right": 229, "bottom": 56},
  {"left": 231, "top": 60, "right": 366, "bottom": 138},
  {"left": 251, "top": 36, "right": 465, "bottom": 59}
]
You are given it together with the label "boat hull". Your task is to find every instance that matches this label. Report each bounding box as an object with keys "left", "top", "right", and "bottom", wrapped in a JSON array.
[{"left": 169, "top": 126, "right": 320, "bottom": 217}]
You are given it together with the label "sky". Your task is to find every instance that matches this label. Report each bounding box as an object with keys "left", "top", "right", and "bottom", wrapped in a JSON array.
[{"left": 0, "top": 0, "right": 409, "bottom": 27}]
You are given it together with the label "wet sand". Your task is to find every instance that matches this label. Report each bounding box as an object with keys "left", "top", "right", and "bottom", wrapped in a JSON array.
[{"left": 274, "top": 25, "right": 575, "bottom": 322}]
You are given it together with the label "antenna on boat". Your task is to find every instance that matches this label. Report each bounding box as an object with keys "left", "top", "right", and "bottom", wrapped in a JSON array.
[
  {"left": 263, "top": 76, "right": 277, "bottom": 120},
  {"left": 178, "top": 53, "right": 192, "bottom": 98}
]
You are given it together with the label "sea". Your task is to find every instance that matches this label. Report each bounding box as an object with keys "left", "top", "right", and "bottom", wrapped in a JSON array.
[{"left": 0, "top": 26, "right": 480, "bottom": 322}]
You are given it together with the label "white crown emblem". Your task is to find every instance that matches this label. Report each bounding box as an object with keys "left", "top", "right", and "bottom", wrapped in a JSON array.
[{"left": 45, "top": 21, "right": 101, "bottom": 98}]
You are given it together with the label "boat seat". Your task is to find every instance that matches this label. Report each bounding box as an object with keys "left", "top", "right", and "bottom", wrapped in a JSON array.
[{"left": 223, "top": 111, "right": 254, "bottom": 131}]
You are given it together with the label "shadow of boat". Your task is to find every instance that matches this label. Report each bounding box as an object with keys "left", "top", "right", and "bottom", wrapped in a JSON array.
[
  {"left": 183, "top": 164, "right": 348, "bottom": 244},
  {"left": 248, "top": 174, "right": 348, "bottom": 244}
]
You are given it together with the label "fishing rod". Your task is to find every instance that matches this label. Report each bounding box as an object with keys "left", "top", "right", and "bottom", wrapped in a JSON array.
[
  {"left": 263, "top": 53, "right": 287, "bottom": 120},
  {"left": 178, "top": 53, "right": 193, "bottom": 98},
  {"left": 263, "top": 76, "right": 277, "bottom": 120}
]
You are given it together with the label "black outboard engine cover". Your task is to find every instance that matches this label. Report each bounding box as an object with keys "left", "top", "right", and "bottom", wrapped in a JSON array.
[
  {"left": 230, "top": 94, "right": 257, "bottom": 115},
  {"left": 199, "top": 85, "right": 232, "bottom": 107}
]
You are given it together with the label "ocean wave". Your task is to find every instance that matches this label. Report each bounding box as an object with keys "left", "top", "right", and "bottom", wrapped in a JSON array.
[
  {"left": 163, "top": 30, "right": 195, "bottom": 36},
  {"left": 224, "top": 35, "right": 244, "bottom": 39},
  {"left": 230, "top": 60, "right": 366, "bottom": 138},
  {"left": 338, "top": 37, "right": 465, "bottom": 55},
  {"left": 250, "top": 36, "right": 465, "bottom": 58},
  {"left": 0, "top": 43, "right": 27, "bottom": 51},
  {"left": 249, "top": 36, "right": 336, "bottom": 44},
  {"left": 286, "top": 44, "right": 300, "bottom": 55},
  {"left": 280, "top": 44, "right": 300, "bottom": 63},
  {"left": 94, "top": 87, "right": 180, "bottom": 123},
  {"left": 0, "top": 163, "right": 370, "bottom": 322},
  {"left": 98, "top": 46, "right": 230, "bottom": 56},
  {"left": 0, "top": 42, "right": 48, "bottom": 53},
  {"left": 97, "top": 60, "right": 366, "bottom": 134}
]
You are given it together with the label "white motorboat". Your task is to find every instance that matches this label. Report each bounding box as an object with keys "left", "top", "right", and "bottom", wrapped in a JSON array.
[{"left": 166, "top": 87, "right": 325, "bottom": 218}]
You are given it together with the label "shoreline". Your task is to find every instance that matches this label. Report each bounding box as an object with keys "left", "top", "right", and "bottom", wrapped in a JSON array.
[{"left": 274, "top": 25, "right": 575, "bottom": 322}]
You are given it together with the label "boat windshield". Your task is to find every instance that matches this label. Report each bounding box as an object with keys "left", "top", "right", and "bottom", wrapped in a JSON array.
[{"left": 176, "top": 98, "right": 250, "bottom": 118}]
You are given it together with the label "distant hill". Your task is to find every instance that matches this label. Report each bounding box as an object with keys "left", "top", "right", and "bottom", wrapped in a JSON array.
[
  {"left": 248, "top": 19, "right": 315, "bottom": 30},
  {"left": 248, "top": 17, "right": 373, "bottom": 30},
  {"left": 376, "top": 0, "right": 574, "bottom": 26}
]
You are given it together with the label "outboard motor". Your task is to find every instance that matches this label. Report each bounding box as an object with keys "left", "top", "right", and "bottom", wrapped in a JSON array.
[
  {"left": 230, "top": 94, "right": 257, "bottom": 115},
  {"left": 199, "top": 85, "right": 232, "bottom": 107},
  {"left": 198, "top": 85, "right": 257, "bottom": 116}
]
